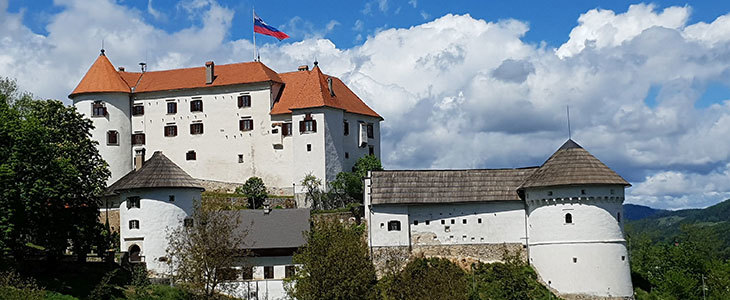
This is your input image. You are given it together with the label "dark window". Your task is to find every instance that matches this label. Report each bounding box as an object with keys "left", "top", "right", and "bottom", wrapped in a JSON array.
[
  {"left": 441, "top": 220, "right": 445, "bottom": 225},
  {"left": 186, "top": 150, "right": 196, "bottom": 161},
  {"left": 264, "top": 266, "right": 274, "bottom": 279},
  {"left": 462, "top": 219, "right": 467, "bottom": 224},
  {"left": 132, "top": 133, "right": 145, "bottom": 145},
  {"left": 387, "top": 220, "right": 401, "bottom": 231},
  {"left": 617, "top": 212, "right": 621, "bottom": 223},
  {"left": 345, "top": 152, "right": 349, "bottom": 159},
  {"left": 610, "top": 189, "right": 615, "bottom": 194},
  {"left": 242, "top": 267, "right": 253, "bottom": 280},
  {"left": 282, "top": 123, "right": 292, "bottom": 136},
  {"left": 167, "top": 102, "right": 177, "bottom": 114},
  {"left": 184, "top": 218, "right": 193, "bottom": 227},
  {"left": 425, "top": 220, "right": 430, "bottom": 225},
  {"left": 300, "top": 114, "right": 317, "bottom": 133},
  {"left": 581, "top": 189, "right": 586, "bottom": 195},
  {"left": 238, "top": 154, "right": 244, "bottom": 163},
  {"left": 239, "top": 119, "right": 254, "bottom": 131},
  {"left": 621, "top": 256, "right": 626, "bottom": 261},
  {"left": 237, "top": 95, "right": 251, "bottom": 108},
  {"left": 478, "top": 218, "right": 482, "bottom": 224},
  {"left": 450, "top": 219, "right": 455, "bottom": 224},
  {"left": 164, "top": 125, "right": 178, "bottom": 137},
  {"left": 126, "top": 196, "right": 140, "bottom": 209},
  {"left": 344, "top": 121, "right": 349, "bottom": 136},
  {"left": 367, "top": 123, "right": 374, "bottom": 138},
  {"left": 218, "top": 268, "right": 238, "bottom": 281},
  {"left": 414, "top": 220, "right": 418, "bottom": 225},
  {"left": 107, "top": 131, "right": 118, "bottom": 145},
  {"left": 307, "top": 144, "right": 311, "bottom": 152},
  {"left": 129, "top": 220, "right": 139, "bottom": 229},
  {"left": 92, "top": 101, "right": 107, "bottom": 117},
  {"left": 369, "top": 145, "right": 374, "bottom": 156},
  {"left": 168, "top": 195, "right": 175, "bottom": 202},
  {"left": 190, "top": 123, "right": 204, "bottom": 135},
  {"left": 190, "top": 99, "right": 203, "bottom": 112},
  {"left": 565, "top": 213, "right": 573, "bottom": 224},
  {"left": 573, "top": 257, "right": 578, "bottom": 263},
  {"left": 132, "top": 105, "right": 144, "bottom": 116},
  {"left": 285, "top": 266, "right": 295, "bottom": 278},
  {"left": 547, "top": 191, "right": 553, "bottom": 196}
]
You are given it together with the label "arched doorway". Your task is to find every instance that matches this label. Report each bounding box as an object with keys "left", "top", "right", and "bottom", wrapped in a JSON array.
[{"left": 129, "top": 244, "right": 142, "bottom": 262}]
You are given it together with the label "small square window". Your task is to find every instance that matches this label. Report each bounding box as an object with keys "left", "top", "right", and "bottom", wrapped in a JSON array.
[
  {"left": 129, "top": 220, "right": 139, "bottom": 229},
  {"left": 107, "top": 130, "right": 119, "bottom": 145},
  {"left": 573, "top": 257, "right": 578, "bottom": 263},
  {"left": 164, "top": 125, "right": 178, "bottom": 137},
  {"left": 92, "top": 101, "right": 107, "bottom": 117},
  {"left": 237, "top": 95, "right": 251, "bottom": 108},
  {"left": 282, "top": 123, "right": 292, "bottom": 136},
  {"left": 169, "top": 195, "right": 175, "bottom": 202},
  {"left": 190, "top": 123, "right": 204, "bottom": 135},
  {"left": 307, "top": 144, "right": 312, "bottom": 152},
  {"left": 345, "top": 152, "right": 349, "bottom": 159},
  {"left": 441, "top": 220, "right": 445, "bottom": 225},
  {"left": 238, "top": 154, "right": 244, "bottom": 163},
  {"left": 167, "top": 102, "right": 177, "bottom": 114},
  {"left": 186, "top": 150, "right": 196, "bottom": 161},
  {"left": 478, "top": 218, "right": 482, "bottom": 224},
  {"left": 621, "top": 256, "right": 626, "bottom": 261},
  {"left": 462, "top": 219, "right": 467, "bottom": 224},
  {"left": 300, "top": 115, "right": 316, "bottom": 133},
  {"left": 132, "top": 133, "right": 145, "bottom": 145},
  {"left": 425, "top": 220, "right": 430, "bottom": 225},
  {"left": 239, "top": 119, "right": 254, "bottom": 131},
  {"left": 264, "top": 266, "right": 274, "bottom": 279},
  {"left": 132, "top": 105, "right": 144, "bottom": 116},
  {"left": 547, "top": 191, "right": 553, "bottom": 196},
  {"left": 190, "top": 99, "right": 203, "bottom": 112},
  {"left": 450, "top": 219, "right": 455, "bottom": 224},
  {"left": 413, "top": 220, "right": 418, "bottom": 225},
  {"left": 126, "top": 196, "right": 140, "bottom": 209}
]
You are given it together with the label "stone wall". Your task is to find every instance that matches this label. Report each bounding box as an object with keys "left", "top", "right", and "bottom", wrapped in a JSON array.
[
  {"left": 370, "top": 243, "right": 525, "bottom": 276},
  {"left": 198, "top": 178, "right": 293, "bottom": 196}
]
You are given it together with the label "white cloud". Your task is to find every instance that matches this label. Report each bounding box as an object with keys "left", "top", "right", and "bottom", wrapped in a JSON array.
[
  {"left": 353, "top": 19, "right": 364, "bottom": 31},
  {"left": 409, "top": 0, "right": 417, "bottom": 8},
  {"left": 147, "top": 0, "right": 166, "bottom": 21},
  {"left": 420, "top": 10, "right": 430, "bottom": 20},
  {"left": 3, "top": 2, "right": 730, "bottom": 209}
]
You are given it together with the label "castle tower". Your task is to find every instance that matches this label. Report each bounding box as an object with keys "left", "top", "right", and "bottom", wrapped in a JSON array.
[
  {"left": 106, "top": 151, "right": 204, "bottom": 275},
  {"left": 69, "top": 50, "right": 133, "bottom": 184},
  {"left": 520, "top": 139, "right": 633, "bottom": 298}
]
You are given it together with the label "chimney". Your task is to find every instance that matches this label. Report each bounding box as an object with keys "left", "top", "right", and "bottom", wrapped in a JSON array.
[
  {"left": 298, "top": 65, "right": 309, "bottom": 71},
  {"left": 205, "top": 61, "right": 215, "bottom": 84},
  {"left": 118, "top": 66, "right": 125, "bottom": 72},
  {"left": 134, "top": 149, "right": 145, "bottom": 171},
  {"left": 327, "top": 77, "right": 335, "bottom": 97}
]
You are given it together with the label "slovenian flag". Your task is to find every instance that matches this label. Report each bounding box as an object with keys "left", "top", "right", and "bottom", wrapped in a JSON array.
[{"left": 254, "top": 13, "right": 290, "bottom": 41}]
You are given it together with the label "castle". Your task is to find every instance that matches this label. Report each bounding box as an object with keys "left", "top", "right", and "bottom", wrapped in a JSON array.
[
  {"left": 72, "top": 50, "right": 633, "bottom": 299},
  {"left": 69, "top": 50, "right": 382, "bottom": 196}
]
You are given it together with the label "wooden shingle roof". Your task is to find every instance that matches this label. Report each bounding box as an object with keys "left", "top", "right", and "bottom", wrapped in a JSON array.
[
  {"left": 519, "top": 139, "right": 631, "bottom": 189},
  {"left": 106, "top": 151, "right": 203, "bottom": 194},
  {"left": 369, "top": 168, "right": 538, "bottom": 205}
]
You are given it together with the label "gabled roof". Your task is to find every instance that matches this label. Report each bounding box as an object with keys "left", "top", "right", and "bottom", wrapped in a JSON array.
[
  {"left": 519, "top": 139, "right": 631, "bottom": 189},
  {"left": 122, "top": 61, "right": 283, "bottom": 93},
  {"left": 370, "top": 168, "right": 538, "bottom": 205},
  {"left": 227, "top": 209, "right": 310, "bottom": 249},
  {"left": 69, "top": 53, "right": 131, "bottom": 97},
  {"left": 106, "top": 151, "right": 203, "bottom": 194},
  {"left": 272, "top": 66, "right": 382, "bottom": 119}
]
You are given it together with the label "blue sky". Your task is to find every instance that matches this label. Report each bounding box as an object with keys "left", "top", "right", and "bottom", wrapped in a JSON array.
[{"left": 4, "top": 0, "right": 730, "bottom": 210}]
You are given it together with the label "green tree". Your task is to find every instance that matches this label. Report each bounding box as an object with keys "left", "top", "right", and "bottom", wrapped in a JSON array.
[
  {"left": 0, "top": 82, "right": 109, "bottom": 260},
  {"left": 378, "top": 257, "right": 469, "bottom": 300},
  {"left": 286, "top": 220, "right": 377, "bottom": 300},
  {"left": 469, "top": 250, "right": 554, "bottom": 300},
  {"left": 331, "top": 155, "right": 383, "bottom": 204},
  {"left": 235, "top": 176, "right": 267, "bottom": 209}
]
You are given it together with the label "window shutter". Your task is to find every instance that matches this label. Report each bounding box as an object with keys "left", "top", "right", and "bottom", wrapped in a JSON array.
[
  {"left": 103, "top": 107, "right": 108, "bottom": 116},
  {"left": 190, "top": 101, "right": 194, "bottom": 111},
  {"left": 190, "top": 124, "right": 194, "bottom": 134},
  {"left": 239, "top": 120, "right": 244, "bottom": 131},
  {"left": 299, "top": 120, "right": 305, "bottom": 133},
  {"left": 312, "top": 120, "right": 317, "bottom": 132},
  {"left": 200, "top": 101, "right": 203, "bottom": 111},
  {"left": 249, "top": 120, "right": 254, "bottom": 130}
]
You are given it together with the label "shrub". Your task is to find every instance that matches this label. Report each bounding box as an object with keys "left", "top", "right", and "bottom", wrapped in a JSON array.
[{"left": 236, "top": 177, "right": 267, "bottom": 209}]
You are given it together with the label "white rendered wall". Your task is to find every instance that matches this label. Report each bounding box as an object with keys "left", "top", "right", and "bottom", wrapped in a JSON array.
[
  {"left": 367, "top": 202, "right": 526, "bottom": 247},
  {"left": 118, "top": 187, "right": 200, "bottom": 275},
  {"left": 525, "top": 185, "right": 632, "bottom": 297},
  {"left": 341, "top": 112, "right": 381, "bottom": 173},
  {"left": 72, "top": 93, "right": 132, "bottom": 184},
  {"left": 219, "top": 256, "right": 297, "bottom": 300}
]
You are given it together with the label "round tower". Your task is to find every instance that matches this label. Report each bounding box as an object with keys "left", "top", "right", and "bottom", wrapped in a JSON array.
[
  {"left": 69, "top": 50, "right": 133, "bottom": 185},
  {"left": 521, "top": 140, "right": 633, "bottom": 298},
  {"left": 108, "top": 151, "right": 204, "bottom": 275}
]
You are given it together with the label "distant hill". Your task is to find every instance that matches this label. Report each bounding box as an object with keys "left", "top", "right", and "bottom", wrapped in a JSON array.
[
  {"left": 623, "top": 204, "right": 666, "bottom": 221},
  {"left": 625, "top": 199, "right": 730, "bottom": 254}
]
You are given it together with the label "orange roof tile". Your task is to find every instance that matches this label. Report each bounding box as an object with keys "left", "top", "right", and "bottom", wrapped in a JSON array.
[
  {"left": 126, "top": 61, "right": 283, "bottom": 93},
  {"left": 69, "top": 54, "right": 131, "bottom": 97},
  {"left": 272, "top": 66, "right": 382, "bottom": 119}
]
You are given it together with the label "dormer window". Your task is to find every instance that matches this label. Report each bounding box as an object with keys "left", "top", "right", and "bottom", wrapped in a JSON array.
[
  {"left": 237, "top": 95, "right": 251, "bottom": 108},
  {"left": 92, "top": 101, "right": 107, "bottom": 117}
]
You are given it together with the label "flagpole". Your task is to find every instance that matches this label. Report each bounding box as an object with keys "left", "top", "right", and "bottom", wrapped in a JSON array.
[{"left": 253, "top": 8, "right": 257, "bottom": 61}]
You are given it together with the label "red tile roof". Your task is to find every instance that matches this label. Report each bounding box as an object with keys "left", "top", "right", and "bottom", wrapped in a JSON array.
[
  {"left": 272, "top": 66, "right": 382, "bottom": 119},
  {"left": 69, "top": 54, "right": 131, "bottom": 97},
  {"left": 70, "top": 55, "right": 380, "bottom": 119}
]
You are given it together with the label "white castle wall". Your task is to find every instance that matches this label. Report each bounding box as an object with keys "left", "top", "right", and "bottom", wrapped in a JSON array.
[
  {"left": 525, "top": 185, "right": 632, "bottom": 298},
  {"left": 72, "top": 92, "right": 132, "bottom": 184},
  {"left": 118, "top": 187, "right": 201, "bottom": 275}
]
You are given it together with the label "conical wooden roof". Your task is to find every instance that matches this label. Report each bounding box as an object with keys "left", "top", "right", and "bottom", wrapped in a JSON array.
[
  {"left": 106, "top": 151, "right": 203, "bottom": 194},
  {"left": 519, "top": 139, "right": 630, "bottom": 189},
  {"left": 69, "top": 52, "right": 131, "bottom": 97}
]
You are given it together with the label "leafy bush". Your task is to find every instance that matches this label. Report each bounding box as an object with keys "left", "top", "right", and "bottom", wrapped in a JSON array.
[
  {"left": 125, "top": 284, "right": 194, "bottom": 300},
  {"left": 0, "top": 270, "right": 45, "bottom": 300},
  {"left": 469, "top": 251, "right": 554, "bottom": 300},
  {"left": 378, "top": 257, "right": 469, "bottom": 300},
  {"left": 236, "top": 177, "right": 268, "bottom": 209}
]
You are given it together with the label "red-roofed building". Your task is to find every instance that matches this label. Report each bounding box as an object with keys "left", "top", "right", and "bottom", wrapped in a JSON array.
[{"left": 70, "top": 51, "right": 382, "bottom": 199}]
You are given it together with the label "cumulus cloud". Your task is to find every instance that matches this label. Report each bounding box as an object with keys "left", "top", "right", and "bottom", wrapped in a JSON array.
[{"left": 2, "top": 1, "right": 730, "bottom": 209}]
